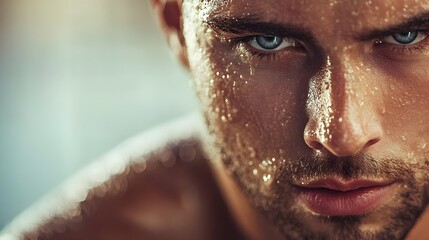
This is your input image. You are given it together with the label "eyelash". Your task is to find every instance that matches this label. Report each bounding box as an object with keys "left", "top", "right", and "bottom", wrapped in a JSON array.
[
  {"left": 387, "top": 42, "right": 427, "bottom": 54},
  {"left": 250, "top": 51, "right": 283, "bottom": 61},
  {"left": 229, "top": 36, "right": 296, "bottom": 61},
  {"left": 376, "top": 31, "right": 429, "bottom": 54}
]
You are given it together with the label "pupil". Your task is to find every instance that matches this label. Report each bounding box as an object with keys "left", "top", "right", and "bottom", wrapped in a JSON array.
[
  {"left": 392, "top": 32, "right": 418, "bottom": 44},
  {"left": 256, "top": 36, "right": 282, "bottom": 49}
]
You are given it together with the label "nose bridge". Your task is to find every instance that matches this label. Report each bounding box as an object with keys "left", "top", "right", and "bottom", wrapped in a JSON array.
[
  {"left": 304, "top": 53, "right": 382, "bottom": 156},
  {"left": 328, "top": 56, "right": 365, "bottom": 143}
]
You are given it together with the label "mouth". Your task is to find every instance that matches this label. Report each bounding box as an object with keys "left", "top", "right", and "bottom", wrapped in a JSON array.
[{"left": 294, "top": 178, "right": 396, "bottom": 216}]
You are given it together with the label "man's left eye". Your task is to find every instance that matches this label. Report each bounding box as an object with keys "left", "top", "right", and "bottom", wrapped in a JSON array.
[
  {"left": 382, "top": 31, "right": 428, "bottom": 45},
  {"left": 248, "top": 35, "right": 296, "bottom": 51}
]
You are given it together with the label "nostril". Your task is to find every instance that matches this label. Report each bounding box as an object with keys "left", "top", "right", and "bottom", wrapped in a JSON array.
[{"left": 363, "top": 137, "right": 381, "bottom": 149}]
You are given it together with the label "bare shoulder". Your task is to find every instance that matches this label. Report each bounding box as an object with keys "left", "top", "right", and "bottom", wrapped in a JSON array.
[{"left": 0, "top": 115, "right": 241, "bottom": 240}]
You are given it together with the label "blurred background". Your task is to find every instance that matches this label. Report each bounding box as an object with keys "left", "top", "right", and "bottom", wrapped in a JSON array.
[{"left": 0, "top": 0, "right": 197, "bottom": 228}]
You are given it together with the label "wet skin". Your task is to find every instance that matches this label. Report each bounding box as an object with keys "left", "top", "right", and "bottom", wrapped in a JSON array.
[
  {"left": 4, "top": 0, "right": 429, "bottom": 239},
  {"left": 180, "top": 0, "right": 429, "bottom": 239}
]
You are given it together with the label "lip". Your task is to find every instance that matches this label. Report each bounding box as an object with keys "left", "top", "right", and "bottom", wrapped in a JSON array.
[{"left": 294, "top": 178, "right": 396, "bottom": 216}]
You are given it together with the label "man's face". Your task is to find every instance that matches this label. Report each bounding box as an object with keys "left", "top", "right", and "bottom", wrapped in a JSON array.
[{"left": 182, "top": 0, "right": 429, "bottom": 239}]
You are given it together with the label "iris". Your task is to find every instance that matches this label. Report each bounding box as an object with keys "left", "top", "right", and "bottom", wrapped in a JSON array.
[
  {"left": 392, "top": 32, "right": 418, "bottom": 44},
  {"left": 255, "top": 36, "right": 283, "bottom": 50}
]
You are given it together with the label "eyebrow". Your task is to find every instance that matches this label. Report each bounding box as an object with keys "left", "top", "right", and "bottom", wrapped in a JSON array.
[
  {"left": 359, "top": 10, "right": 429, "bottom": 41},
  {"left": 204, "top": 15, "right": 315, "bottom": 42},
  {"left": 205, "top": 10, "right": 429, "bottom": 42}
]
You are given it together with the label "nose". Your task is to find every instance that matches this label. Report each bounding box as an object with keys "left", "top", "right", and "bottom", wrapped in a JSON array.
[{"left": 303, "top": 57, "right": 383, "bottom": 157}]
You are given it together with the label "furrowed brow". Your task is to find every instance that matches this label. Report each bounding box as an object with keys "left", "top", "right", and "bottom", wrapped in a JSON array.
[
  {"left": 359, "top": 11, "right": 429, "bottom": 41},
  {"left": 204, "top": 15, "right": 315, "bottom": 41}
]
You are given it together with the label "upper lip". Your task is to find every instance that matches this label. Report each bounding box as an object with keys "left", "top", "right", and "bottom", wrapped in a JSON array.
[{"left": 296, "top": 178, "right": 394, "bottom": 192}]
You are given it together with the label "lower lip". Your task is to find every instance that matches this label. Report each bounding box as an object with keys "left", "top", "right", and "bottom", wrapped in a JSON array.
[{"left": 296, "top": 184, "right": 396, "bottom": 216}]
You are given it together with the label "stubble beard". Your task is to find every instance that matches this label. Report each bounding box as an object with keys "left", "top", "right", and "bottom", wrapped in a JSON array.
[{"left": 219, "top": 145, "right": 429, "bottom": 240}]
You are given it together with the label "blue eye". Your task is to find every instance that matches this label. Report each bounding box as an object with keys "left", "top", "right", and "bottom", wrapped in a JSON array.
[
  {"left": 382, "top": 31, "right": 428, "bottom": 45},
  {"left": 248, "top": 35, "right": 296, "bottom": 51},
  {"left": 392, "top": 32, "right": 418, "bottom": 44},
  {"left": 255, "top": 36, "right": 283, "bottom": 49}
]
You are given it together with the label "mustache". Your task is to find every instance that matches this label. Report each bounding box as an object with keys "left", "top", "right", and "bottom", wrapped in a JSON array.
[{"left": 277, "top": 153, "right": 415, "bottom": 184}]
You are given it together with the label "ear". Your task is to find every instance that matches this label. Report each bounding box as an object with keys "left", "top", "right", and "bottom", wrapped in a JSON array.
[{"left": 151, "top": 0, "right": 189, "bottom": 69}]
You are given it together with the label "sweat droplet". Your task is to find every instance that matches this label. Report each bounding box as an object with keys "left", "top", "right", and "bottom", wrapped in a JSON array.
[
  {"left": 263, "top": 174, "right": 272, "bottom": 182},
  {"left": 306, "top": 56, "right": 333, "bottom": 144}
]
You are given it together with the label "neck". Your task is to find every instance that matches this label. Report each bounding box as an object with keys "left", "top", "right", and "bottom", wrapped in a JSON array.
[
  {"left": 210, "top": 163, "right": 285, "bottom": 240},
  {"left": 406, "top": 204, "right": 429, "bottom": 239}
]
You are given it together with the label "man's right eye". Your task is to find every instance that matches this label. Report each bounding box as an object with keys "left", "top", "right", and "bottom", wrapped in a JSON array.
[{"left": 248, "top": 35, "right": 297, "bottom": 51}]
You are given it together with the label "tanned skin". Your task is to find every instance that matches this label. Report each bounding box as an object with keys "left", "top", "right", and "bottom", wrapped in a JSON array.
[{"left": 2, "top": 0, "right": 429, "bottom": 239}]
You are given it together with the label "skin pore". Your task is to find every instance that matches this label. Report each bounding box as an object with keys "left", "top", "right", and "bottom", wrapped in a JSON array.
[{"left": 178, "top": 0, "right": 429, "bottom": 239}]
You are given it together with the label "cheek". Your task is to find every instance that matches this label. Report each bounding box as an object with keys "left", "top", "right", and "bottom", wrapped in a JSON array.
[
  {"left": 196, "top": 43, "right": 313, "bottom": 164},
  {"left": 377, "top": 62, "right": 429, "bottom": 157}
]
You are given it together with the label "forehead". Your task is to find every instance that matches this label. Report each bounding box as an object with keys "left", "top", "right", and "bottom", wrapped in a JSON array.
[{"left": 196, "top": 0, "right": 429, "bottom": 36}]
